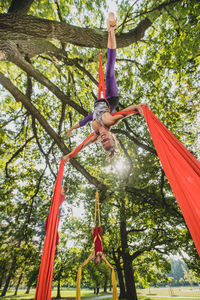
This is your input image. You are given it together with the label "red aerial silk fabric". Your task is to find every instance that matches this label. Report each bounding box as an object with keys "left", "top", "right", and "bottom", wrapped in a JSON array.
[
  {"left": 98, "top": 52, "right": 106, "bottom": 100},
  {"left": 69, "top": 132, "right": 95, "bottom": 159},
  {"left": 44, "top": 194, "right": 65, "bottom": 246},
  {"left": 143, "top": 105, "right": 200, "bottom": 255},
  {"left": 93, "top": 226, "right": 103, "bottom": 254},
  {"left": 34, "top": 159, "right": 65, "bottom": 300}
]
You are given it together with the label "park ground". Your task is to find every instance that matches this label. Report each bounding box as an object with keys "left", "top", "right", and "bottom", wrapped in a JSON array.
[{"left": 0, "top": 286, "right": 200, "bottom": 300}]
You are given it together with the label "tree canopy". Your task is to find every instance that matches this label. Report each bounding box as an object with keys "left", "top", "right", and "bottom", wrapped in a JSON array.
[{"left": 0, "top": 0, "right": 200, "bottom": 299}]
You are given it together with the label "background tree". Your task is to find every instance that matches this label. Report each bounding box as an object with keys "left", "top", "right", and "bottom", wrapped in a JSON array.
[{"left": 0, "top": 0, "right": 200, "bottom": 299}]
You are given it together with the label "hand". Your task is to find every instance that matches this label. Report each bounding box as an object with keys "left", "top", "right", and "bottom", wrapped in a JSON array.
[
  {"left": 136, "top": 104, "right": 145, "bottom": 116},
  {"left": 63, "top": 154, "right": 71, "bottom": 162},
  {"left": 66, "top": 128, "right": 72, "bottom": 137}
]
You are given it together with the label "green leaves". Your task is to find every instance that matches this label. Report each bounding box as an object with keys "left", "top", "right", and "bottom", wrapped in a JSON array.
[{"left": 0, "top": 0, "right": 200, "bottom": 295}]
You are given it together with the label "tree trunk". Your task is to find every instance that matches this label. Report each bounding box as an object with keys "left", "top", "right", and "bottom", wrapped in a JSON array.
[
  {"left": 25, "top": 284, "right": 31, "bottom": 294},
  {"left": 112, "top": 250, "right": 126, "bottom": 299},
  {"left": 122, "top": 251, "right": 137, "bottom": 300},
  {"left": 115, "top": 261, "right": 126, "bottom": 299},
  {"left": 1, "top": 256, "right": 17, "bottom": 297},
  {"left": 103, "top": 273, "right": 108, "bottom": 292},
  {"left": 56, "top": 277, "right": 61, "bottom": 298},
  {"left": 120, "top": 203, "right": 137, "bottom": 300},
  {"left": 14, "top": 272, "right": 23, "bottom": 295},
  {"left": 8, "top": 0, "right": 35, "bottom": 14}
]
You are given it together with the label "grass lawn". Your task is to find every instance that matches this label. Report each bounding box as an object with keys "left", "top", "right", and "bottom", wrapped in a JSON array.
[
  {"left": 137, "top": 286, "right": 200, "bottom": 298},
  {"left": 0, "top": 286, "right": 200, "bottom": 299},
  {"left": 0, "top": 289, "right": 112, "bottom": 300}
]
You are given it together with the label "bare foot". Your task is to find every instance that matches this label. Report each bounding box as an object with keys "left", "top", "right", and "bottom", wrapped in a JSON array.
[{"left": 107, "top": 12, "right": 117, "bottom": 31}]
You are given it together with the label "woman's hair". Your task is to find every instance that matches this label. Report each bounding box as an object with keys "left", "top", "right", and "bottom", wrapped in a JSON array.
[{"left": 105, "top": 133, "right": 119, "bottom": 160}]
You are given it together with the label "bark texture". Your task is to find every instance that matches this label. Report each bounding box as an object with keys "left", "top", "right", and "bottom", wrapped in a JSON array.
[{"left": 0, "top": 14, "right": 151, "bottom": 49}]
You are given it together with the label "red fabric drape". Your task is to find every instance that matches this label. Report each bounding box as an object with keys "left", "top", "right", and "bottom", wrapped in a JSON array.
[
  {"left": 93, "top": 226, "right": 103, "bottom": 254},
  {"left": 98, "top": 52, "right": 106, "bottom": 100},
  {"left": 143, "top": 105, "right": 200, "bottom": 255},
  {"left": 69, "top": 132, "right": 95, "bottom": 159},
  {"left": 44, "top": 194, "right": 65, "bottom": 246},
  {"left": 34, "top": 159, "right": 65, "bottom": 300}
]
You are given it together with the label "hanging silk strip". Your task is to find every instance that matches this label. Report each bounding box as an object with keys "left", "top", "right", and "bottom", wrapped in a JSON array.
[
  {"left": 98, "top": 52, "right": 106, "bottom": 99},
  {"left": 34, "top": 159, "right": 65, "bottom": 300},
  {"left": 143, "top": 105, "right": 200, "bottom": 255}
]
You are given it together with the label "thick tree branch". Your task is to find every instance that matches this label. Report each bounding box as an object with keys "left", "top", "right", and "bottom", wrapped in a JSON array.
[
  {"left": 0, "top": 14, "right": 151, "bottom": 48},
  {"left": 5, "top": 43, "right": 88, "bottom": 116},
  {"left": 0, "top": 0, "right": 183, "bottom": 60},
  {"left": 0, "top": 71, "right": 106, "bottom": 191},
  {"left": 8, "top": 0, "right": 35, "bottom": 14},
  {"left": 0, "top": 39, "right": 64, "bottom": 60}
]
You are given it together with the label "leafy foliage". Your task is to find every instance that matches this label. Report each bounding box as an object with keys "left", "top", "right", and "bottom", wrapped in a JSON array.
[{"left": 0, "top": 0, "right": 200, "bottom": 297}]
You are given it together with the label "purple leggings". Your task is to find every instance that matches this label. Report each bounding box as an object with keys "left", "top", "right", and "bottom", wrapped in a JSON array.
[
  {"left": 106, "top": 48, "right": 119, "bottom": 99},
  {"left": 79, "top": 48, "right": 119, "bottom": 127}
]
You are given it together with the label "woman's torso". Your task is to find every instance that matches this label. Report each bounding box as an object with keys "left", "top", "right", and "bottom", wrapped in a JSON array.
[{"left": 92, "top": 99, "right": 110, "bottom": 133}]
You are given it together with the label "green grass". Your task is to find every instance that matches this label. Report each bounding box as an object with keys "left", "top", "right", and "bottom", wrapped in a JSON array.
[
  {"left": 138, "top": 298, "right": 199, "bottom": 300},
  {"left": 137, "top": 286, "right": 200, "bottom": 298},
  {"left": 0, "top": 286, "right": 200, "bottom": 300},
  {"left": 0, "top": 289, "right": 112, "bottom": 300}
]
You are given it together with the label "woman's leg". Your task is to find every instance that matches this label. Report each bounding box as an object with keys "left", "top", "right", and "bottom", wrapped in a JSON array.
[
  {"left": 107, "top": 12, "right": 116, "bottom": 49},
  {"left": 106, "top": 13, "right": 119, "bottom": 109}
]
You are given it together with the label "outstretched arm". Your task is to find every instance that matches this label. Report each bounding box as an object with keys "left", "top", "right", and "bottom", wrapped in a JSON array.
[
  {"left": 63, "top": 133, "right": 98, "bottom": 162},
  {"left": 66, "top": 122, "right": 80, "bottom": 137},
  {"left": 102, "top": 104, "right": 145, "bottom": 127},
  {"left": 66, "top": 113, "right": 93, "bottom": 136}
]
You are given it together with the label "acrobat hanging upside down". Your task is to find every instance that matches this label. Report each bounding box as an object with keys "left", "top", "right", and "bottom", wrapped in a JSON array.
[
  {"left": 82, "top": 225, "right": 107, "bottom": 266},
  {"left": 79, "top": 195, "right": 107, "bottom": 267},
  {"left": 92, "top": 226, "right": 105, "bottom": 265},
  {"left": 75, "top": 191, "right": 118, "bottom": 300}
]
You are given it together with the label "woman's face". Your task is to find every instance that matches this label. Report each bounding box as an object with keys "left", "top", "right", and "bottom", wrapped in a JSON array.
[
  {"left": 99, "top": 130, "right": 114, "bottom": 151},
  {"left": 94, "top": 255, "right": 101, "bottom": 265}
]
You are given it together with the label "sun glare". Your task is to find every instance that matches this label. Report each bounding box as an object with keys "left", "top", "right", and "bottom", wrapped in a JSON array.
[{"left": 114, "top": 158, "right": 126, "bottom": 173}]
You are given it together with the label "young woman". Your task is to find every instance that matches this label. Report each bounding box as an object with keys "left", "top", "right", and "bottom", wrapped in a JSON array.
[{"left": 64, "top": 13, "right": 144, "bottom": 162}]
